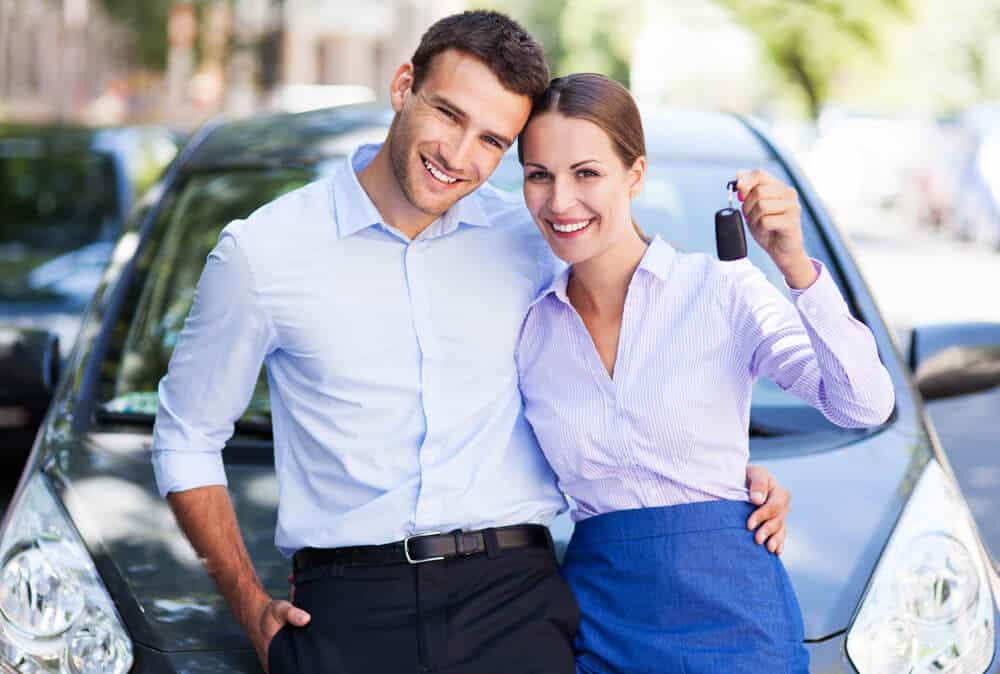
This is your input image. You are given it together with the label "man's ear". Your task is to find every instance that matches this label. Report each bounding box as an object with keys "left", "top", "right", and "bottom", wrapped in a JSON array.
[{"left": 389, "top": 63, "right": 416, "bottom": 113}]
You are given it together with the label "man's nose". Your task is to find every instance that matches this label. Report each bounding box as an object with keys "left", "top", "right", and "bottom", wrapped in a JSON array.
[{"left": 439, "top": 130, "right": 477, "bottom": 174}]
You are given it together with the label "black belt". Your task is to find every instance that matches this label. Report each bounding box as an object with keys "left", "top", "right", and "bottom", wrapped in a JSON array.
[{"left": 293, "top": 524, "right": 551, "bottom": 568}]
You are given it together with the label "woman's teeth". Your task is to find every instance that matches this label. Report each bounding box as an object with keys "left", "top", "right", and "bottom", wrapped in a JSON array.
[
  {"left": 424, "top": 159, "right": 457, "bottom": 184},
  {"left": 551, "top": 219, "right": 591, "bottom": 233}
]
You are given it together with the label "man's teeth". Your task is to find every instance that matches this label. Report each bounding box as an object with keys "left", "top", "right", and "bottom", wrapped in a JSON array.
[
  {"left": 551, "top": 219, "right": 591, "bottom": 233},
  {"left": 424, "top": 159, "right": 457, "bottom": 184}
]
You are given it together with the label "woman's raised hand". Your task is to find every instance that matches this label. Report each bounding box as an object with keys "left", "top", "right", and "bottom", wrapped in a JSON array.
[{"left": 735, "top": 169, "right": 818, "bottom": 289}]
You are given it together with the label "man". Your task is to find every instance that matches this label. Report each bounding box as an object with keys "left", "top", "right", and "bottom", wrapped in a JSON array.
[{"left": 152, "top": 10, "right": 791, "bottom": 674}]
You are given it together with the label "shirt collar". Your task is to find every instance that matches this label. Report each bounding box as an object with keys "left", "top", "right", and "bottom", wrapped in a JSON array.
[
  {"left": 638, "top": 234, "right": 675, "bottom": 281},
  {"left": 535, "top": 235, "right": 676, "bottom": 306},
  {"left": 332, "top": 143, "right": 492, "bottom": 239}
]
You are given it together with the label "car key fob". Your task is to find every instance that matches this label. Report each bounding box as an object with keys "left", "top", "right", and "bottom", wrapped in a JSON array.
[{"left": 716, "top": 180, "right": 747, "bottom": 260}]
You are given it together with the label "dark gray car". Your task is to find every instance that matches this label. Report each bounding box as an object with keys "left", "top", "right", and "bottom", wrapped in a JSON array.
[
  {"left": 0, "top": 124, "right": 179, "bottom": 479},
  {"left": 1, "top": 104, "right": 999, "bottom": 673}
]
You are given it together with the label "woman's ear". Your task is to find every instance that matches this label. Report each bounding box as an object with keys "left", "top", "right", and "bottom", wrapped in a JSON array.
[
  {"left": 628, "top": 156, "right": 647, "bottom": 198},
  {"left": 389, "top": 63, "right": 415, "bottom": 113}
]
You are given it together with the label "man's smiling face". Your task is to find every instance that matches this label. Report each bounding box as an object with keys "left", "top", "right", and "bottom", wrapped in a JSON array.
[{"left": 388, "top": 49, "right": 533, "bottom": 218}]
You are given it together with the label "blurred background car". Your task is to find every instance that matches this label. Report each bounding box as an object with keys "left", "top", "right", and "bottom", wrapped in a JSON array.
[
  {"left": 0, "top": 122, "right": 179, "bottom": 484},
  {"left": 1, "top": 104, "right": 999, "bottom": 673},
  {"left": 953, "top": 119, "right": 1000, "bottom": 249}
]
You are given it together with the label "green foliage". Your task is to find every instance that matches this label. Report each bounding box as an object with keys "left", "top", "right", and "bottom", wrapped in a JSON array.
[
  {"left": 96, "top": 0, "right": 218, "bottom": 72},
  {"left": 95, "top": 0, "right": 174, "bottom": 70},
  {"left": 715, "top": 0, "right": 914, "bottom": 117},
  {"left": 485, "top": 0, "right": 637, "bottom": 86}
]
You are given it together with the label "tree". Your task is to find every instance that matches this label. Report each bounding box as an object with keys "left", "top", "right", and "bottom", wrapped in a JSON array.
[
  {"left": 715, "top": 0, "right": 914, "bottom": 118},
  {"left": 486, "top": 0, "right": 637, "bottom": 86},
  {"left": 95, "top": 0, "right": 175, "bottom": 70}
]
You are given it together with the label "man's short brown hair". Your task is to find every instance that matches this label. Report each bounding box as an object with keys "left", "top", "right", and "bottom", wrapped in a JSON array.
[{"left": 411, "top": 11, "right": 550, "bottom": 100}]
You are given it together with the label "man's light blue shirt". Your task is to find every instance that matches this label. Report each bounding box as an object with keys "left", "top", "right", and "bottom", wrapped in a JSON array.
[{"left": 152, "top": 144, "right": 567, "bottom": 556}]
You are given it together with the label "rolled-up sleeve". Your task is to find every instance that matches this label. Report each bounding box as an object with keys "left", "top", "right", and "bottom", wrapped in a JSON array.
[
  {"left": 152, "top": 228, "right": 277, "bottom": 497},
  {"left": 727, "top": 258, "right": 895, "bottom": 428}
]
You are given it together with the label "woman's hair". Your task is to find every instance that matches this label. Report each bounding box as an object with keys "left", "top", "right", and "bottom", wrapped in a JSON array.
[{"left": 517, "top": 73, "right": 650, "bottom": 241}]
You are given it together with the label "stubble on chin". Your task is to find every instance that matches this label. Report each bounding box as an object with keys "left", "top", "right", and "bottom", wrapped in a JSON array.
[
  {"left": 387, "top": 139, "right": 441, "bottom": 217},
  {"left": 386, "top": 115, "right": 476, "bottom": 217}
]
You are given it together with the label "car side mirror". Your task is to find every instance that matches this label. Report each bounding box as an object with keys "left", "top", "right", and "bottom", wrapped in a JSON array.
[
  {"left": 0, "top": 328, "right": 60, "bottom": 422},
  {"left": 909, "top": 323, "right": 1000, "bottom": 401}
]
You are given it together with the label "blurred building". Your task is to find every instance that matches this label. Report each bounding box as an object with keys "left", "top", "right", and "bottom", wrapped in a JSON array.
[
  {"left": 284, "top": 0, "right": 464, "bottom": 99},
  {"left": 1, "top": 0, "right": 467, "bottom": 126},
  {"left": 225, "top": 0, "right": 465, "bottom": 117},
  {"left": 0, "top": 0, "right": 130, "bottom": 123},
  {"left": 631, "top": 1, "right": 761, "bottom": 113}
]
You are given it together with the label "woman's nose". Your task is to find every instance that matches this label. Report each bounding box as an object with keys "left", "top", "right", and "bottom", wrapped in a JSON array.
[{"left": 548, "top": 176, "right": 577, "bottom": 213}]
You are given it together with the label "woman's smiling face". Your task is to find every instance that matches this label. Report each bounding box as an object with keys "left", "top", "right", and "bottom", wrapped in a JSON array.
[{"left": 521, "top": 112, "right": 644, "bottom": 265}]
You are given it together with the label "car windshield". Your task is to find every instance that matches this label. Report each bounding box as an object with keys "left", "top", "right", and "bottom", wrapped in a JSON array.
[
  {"left": 0, "top": 150, "right": 119, "bottom": 295},
  {"left": 98, "top": 154, "right": 871, "bottom": 448}
]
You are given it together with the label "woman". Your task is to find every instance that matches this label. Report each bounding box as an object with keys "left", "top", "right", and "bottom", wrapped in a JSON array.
[{"left": 515, "top": 74, "right": 894, "bottom": 673}]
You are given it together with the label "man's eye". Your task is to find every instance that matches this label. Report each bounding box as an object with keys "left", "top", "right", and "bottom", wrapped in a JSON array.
[
  {"left": 483, "top": 136, "right": 503, "bottom": 149},
  {"left": 438, "top": 107, "right": 457, "bottom": 120}
]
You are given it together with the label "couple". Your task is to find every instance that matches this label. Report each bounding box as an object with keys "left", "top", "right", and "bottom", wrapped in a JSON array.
[{"left": 152, "top": 10, "right": 893, "bottom": 674}]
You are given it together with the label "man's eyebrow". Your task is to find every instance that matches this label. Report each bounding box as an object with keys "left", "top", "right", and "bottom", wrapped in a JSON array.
[
  {"left": 428, "top": 93, "right": 514, "bottom": 148},
  {"left": 428, "top": 94, "right": 467, "bottom": 120},
  {"left": 489, "top": 131, "right": 515, "bottom": 148}
]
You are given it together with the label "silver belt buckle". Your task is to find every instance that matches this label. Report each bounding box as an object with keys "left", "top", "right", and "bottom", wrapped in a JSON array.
[{"left": 404, "top": 531, "right": 444, "bottom": 564}]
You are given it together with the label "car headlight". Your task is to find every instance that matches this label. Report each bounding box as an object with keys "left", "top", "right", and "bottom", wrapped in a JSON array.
[
  {"left": 847, "top": 460, "right": 996, "bottom": 673},
  {"left": 0, "top": 474, "right": 133, "bottom": 673}
]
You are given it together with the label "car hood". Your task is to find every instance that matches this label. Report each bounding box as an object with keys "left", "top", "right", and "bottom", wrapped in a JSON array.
[
  {"left": 760, "top": 422, "right": 930, "bottom": 640},
  {"left": 48, "top": 422, "right": 931, "bottom": 652},
  {"left": 53, "top": 431, "right": 287, "bottom": 653}
]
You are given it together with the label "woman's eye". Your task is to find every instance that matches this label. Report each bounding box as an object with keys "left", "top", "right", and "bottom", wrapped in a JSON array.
[
  {"left": 576, "top": 169, "right": 599, "bottom": 178},
  {"left": 526, "top": 171, "right": 551, "bottom": 181}
]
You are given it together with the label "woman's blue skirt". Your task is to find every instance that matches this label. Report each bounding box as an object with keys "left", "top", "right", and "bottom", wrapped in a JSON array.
[{"left": 561, "top": 500, "right": 810, "bottom": 674}]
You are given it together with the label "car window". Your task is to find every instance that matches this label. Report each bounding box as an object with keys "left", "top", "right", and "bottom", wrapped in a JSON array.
[
  {"left": 634, "top": 157, "right": 856, "bottom": 441},
  {"left": 0, "top": 151, "right": 119, "bottom": 252},
  {"left": 99, "top": 168, "right": 316, "bottom": 425}
]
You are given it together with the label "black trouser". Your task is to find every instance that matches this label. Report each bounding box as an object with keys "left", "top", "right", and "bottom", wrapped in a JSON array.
[{"left": 267, "top": 542, "right": 579, "bottom": 673}]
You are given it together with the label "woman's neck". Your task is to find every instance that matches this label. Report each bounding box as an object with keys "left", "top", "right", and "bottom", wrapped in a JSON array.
[{"left": 568, "top": 227, "right": 649, "bottom": 317}]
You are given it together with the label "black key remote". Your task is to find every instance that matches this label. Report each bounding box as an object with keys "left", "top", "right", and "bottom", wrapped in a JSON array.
[{"left": 716, "top": 180, "right": 747, "bottom": 260}]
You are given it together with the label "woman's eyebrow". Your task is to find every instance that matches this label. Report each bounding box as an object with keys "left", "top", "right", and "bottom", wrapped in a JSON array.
[{"left": 525, "top": 160, "right": 602, "bottom": 170}]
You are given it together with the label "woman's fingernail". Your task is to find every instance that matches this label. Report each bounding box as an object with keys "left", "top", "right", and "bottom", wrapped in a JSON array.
[
  {"left": 751, "top": 491, "right": 765, "bottom": 503},
  {"left": 747, "top": 518, "right": 757, "bottom": 530}
]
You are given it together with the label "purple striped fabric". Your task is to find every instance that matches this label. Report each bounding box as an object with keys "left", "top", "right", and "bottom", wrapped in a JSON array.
[{"left": 516, "top": 236, "right": 895, "bottom": 522}]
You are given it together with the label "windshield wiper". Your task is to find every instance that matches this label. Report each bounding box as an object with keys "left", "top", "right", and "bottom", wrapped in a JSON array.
[{"left": 94, "top": 407, "right": 273, "bottom": 439}]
